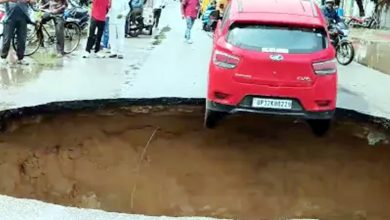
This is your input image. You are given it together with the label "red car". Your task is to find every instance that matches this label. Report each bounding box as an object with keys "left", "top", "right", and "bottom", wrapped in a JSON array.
[{"left": 205, "top": 0, "right": 337, "bottom": 135}]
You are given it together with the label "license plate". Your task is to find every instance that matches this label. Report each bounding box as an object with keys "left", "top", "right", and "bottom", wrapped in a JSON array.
[{"left": 252, "top": 98, "right": 292, "bottom": 110}]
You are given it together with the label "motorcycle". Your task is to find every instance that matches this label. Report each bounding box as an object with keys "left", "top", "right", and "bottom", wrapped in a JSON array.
[
  {"left": 126, "top": 8, "right": 154, "bottom": 37},
  {"left": 328, "top": 19, "right": 355, "bottom": 65},
  {"left": 346, "top": 13, "right": 380, "bottom": 29},
  {"left": 64, "top": 0, "right": 90, "bottom": 31}
]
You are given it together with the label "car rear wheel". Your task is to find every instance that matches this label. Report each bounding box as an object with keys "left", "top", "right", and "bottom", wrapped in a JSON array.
[
  {"left": 307, "top": 119, "right": 331, "bottom": 137},
  {"left": 204, "top": 109, "right": 225, "bottom": 129}
]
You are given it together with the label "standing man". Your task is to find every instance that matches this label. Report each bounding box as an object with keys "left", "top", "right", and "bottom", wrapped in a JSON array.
[
  {"left": 40, "top": 0, "right": 68, "bottom": 57},
  {"left": 82, "top": 0, "right": 110, "bottom": 58},
  {"left": 152, "top": 0, "right": 166, "bottom": 30},
  {"left": 107, "top": 0, "right": 128, "bottom": 58},
  {"left": 0, "top": 0, "right": 34, "bottom": 65},
  {"left": 181, "top": 0, "right": 199, "bottom": 44}
]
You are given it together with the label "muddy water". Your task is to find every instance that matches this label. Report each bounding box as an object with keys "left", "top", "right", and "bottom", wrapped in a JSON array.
[{"left": 0, "top": 106, "right": 390, "bottom": 220}]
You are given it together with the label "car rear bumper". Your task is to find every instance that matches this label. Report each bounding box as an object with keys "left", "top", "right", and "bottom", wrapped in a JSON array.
[
  {"left": 207, "top": 66, "right": 337, "bottom": 112},
  {"left": 207, "top": 100, "right": 334, "bottom": 120}
]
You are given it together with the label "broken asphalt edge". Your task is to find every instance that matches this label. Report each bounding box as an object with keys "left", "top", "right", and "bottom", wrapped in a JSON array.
[{"left": 0, "top": 97, "right": 389, "bottom": 132}]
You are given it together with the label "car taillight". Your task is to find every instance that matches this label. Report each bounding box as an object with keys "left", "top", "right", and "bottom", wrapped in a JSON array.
[
  {"left": 213, "top": 50, "right": 240, "bottom": 69},
  {"left": 312, "top": 59, "right": 337, "bottom": 75}
]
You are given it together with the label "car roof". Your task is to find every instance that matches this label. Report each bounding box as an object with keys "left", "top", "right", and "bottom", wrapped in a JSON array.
[{"left": 229, "top": 0, "right": 325, "bottom": 27}]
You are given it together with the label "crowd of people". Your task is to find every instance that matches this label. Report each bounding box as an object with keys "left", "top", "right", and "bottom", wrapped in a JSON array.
[
  {"left": 85, "top": 0, "right": 193, "bottom": 59},
  {"left": 0, "top": 0, "right": 167, "bottom": 65},
  {"left": 81, "top": 0, "right": 168, "bottom": 59},
  {"left": 0, "top": 0, "right": 353, "bottom": 66}
]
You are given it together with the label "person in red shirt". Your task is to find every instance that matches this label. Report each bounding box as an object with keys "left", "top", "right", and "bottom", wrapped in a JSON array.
[
  {"left": 181, "top": 0, "right": 199, "bottom": 44},
  {"left": 83, "top": 0, "right": 111, "bottom": 58}
]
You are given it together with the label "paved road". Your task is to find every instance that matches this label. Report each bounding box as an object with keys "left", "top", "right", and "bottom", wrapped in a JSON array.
[{"left": 1, "top": 2, "right": 390, "bottom": 120}]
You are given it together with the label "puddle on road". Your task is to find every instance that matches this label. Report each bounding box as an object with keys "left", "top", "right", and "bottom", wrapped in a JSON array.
[
  {"left": 353, "top": 39, "right": 390, "bottom": 75},
  {"left": 0, "top": 106, "right": 390, "bottom": 220},
  {"left": 0, "top": 50, "right": 69, "bottom": 89},
  {"left": 0, "top": 64, "right": 43, "bottom": 88}
]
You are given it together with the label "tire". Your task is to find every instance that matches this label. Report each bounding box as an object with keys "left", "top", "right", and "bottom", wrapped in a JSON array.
[
  {"left": 148, "top": 26, "right": 153, "bottom": 36},
  {"left": 12, "top": 24, "right": 41, "bottom": 56},
  {"left": 128, "top": 29, "right": 140, "bottom": 37},
  {"left": 127, "top": 19, "right": 141, "bottom": 37},
  {"left": 204, "top": 109, "right": 226, "bottom": 129},
  {"left": 64, "top": 22, "right": 81, "bottom": 54},
  {"left": 336, "top": 42, "right": 355, "bottom": 65},
  {"left": 307, "top": 119, "right": 331, "bottom": 137}
]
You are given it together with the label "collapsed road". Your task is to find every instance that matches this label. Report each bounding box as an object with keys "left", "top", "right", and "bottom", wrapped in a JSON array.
[{"left": 0, "top": 104, "right": 390, "bottom": 220}]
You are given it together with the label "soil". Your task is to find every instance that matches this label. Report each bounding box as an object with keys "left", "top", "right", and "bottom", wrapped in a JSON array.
[{"left": 0, "top": 106, "right": 390, "bottom": 220}]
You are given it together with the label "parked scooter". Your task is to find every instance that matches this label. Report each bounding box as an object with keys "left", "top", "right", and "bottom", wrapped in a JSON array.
[
  {"left": 202, "top": 4, "right": 218, "bottom": 31},
  {"left": 126, "top": 7, "right": 154, "bottom": 37},
  {"left": 328, "top": 19, "right": 355, "bottom": 65},
  {"left": 64, "top": 0, "right": 90, "bottom": 31}
]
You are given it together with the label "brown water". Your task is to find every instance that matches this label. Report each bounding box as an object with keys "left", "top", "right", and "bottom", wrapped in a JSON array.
[{"left": 0, "top": 106, "right": 390, "bottom": 220}]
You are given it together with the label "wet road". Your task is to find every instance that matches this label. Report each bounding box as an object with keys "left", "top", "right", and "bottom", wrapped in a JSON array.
[
  {"left": 0, "top": 107, "right": 389, "bottom": 220},
  {"left": 0, "top": 3, "right": 210, "bottom": 111},
  {"left": 1, "top": 3, "right": 390, "bottom": 120},
  {"left": 0, "top": 33, "right": 157, "bottom": 108}
]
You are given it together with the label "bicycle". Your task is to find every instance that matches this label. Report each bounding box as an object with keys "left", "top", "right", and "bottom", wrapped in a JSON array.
[{"left": 12, "top": 8, "right": 82, "bottom": 56}]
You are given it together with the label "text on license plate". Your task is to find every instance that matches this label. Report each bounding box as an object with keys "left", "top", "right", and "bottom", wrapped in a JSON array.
[{"left": 252, "top": 98, "right": 292, "bottom": 110}]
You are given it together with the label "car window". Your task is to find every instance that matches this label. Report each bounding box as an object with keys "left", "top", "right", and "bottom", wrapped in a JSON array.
[
  {"left": 220, "top": 3, "right": 231, "bottom": 30},
  {"left": 227, "top": 24, "right": 328, "bottom": 54}
]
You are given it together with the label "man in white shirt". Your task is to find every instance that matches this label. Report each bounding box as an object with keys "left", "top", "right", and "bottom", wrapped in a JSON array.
[
  {"left": 107, "top": 0, "right": 129, "bottom": 59},
  {"left": 152, "top": 0, "right": 166, "bottom": 29}
]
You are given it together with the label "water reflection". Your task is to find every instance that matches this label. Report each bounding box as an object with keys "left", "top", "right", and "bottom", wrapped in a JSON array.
[
  {"left": 0, "top": 64, "right": 43, "bottom": 88},
  {"left": 0, "top": 52, "right": 68, "bottom": 89}
]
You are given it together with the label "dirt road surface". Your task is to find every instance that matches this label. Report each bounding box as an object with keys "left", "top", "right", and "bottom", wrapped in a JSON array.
[{"left": 0, "top": 106, "right": 390, "bottom": 220}]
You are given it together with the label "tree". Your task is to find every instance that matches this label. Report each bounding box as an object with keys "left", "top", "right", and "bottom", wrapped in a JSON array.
[{"left": 375, "top": 0, "right": 390, "bottom": 12}]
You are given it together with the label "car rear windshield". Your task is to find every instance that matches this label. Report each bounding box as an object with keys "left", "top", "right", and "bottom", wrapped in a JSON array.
[{"left": 227, "top": 24, "right": 328, "bottom": 54}]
